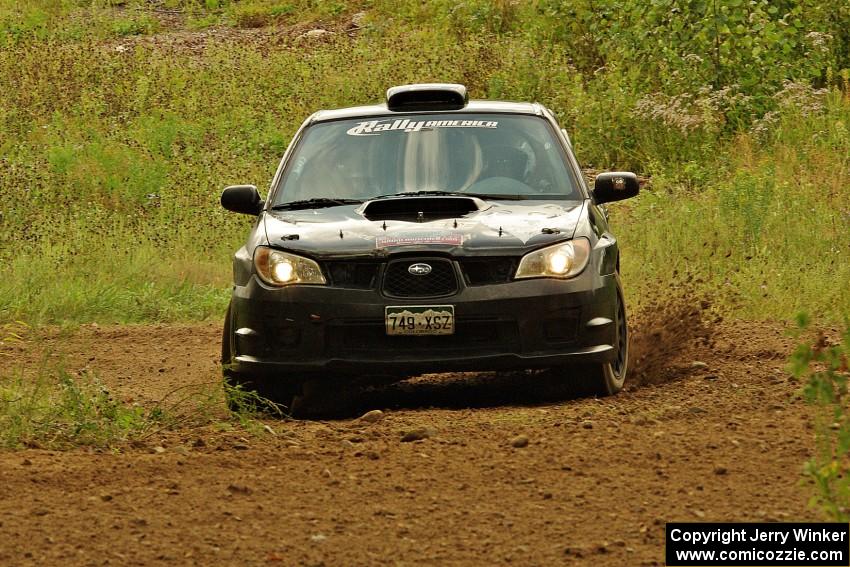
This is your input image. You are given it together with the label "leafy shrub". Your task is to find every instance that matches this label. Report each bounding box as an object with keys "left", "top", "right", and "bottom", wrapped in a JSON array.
[
  {"left": 533, "top": 0, "right": 848, "bottom": 95},
  {"left": 790, "top": 315, "right": 850, "bottom": 520}
]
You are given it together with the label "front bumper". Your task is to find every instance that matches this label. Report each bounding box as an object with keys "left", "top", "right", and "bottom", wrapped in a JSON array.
[{"left": 228, "top": 269, "right": 619, "bottom": 378}]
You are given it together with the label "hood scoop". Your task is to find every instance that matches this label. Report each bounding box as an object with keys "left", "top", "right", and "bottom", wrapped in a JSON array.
[{"left": 361, "top": 196, "right": 482, "bottom": 222}]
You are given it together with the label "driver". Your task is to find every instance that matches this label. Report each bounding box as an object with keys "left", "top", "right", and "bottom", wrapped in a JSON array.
[{"left": 481, "top": 144, "right": 530, "bottom": 182}]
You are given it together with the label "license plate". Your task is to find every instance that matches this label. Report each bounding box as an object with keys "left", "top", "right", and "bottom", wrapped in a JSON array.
[{"left": 385, "top": 305, "right": 455, "bottom": 336}]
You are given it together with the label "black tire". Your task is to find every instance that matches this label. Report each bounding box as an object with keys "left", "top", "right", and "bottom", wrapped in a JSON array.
[
  {"left": 563, "top": 278, "right": 629, "bottom": 397},
  {"left": 221, "top": 302, "right": 301, "bottom": 414},
  {"left": 288, "top": 377, "right": 358, "bottom": 419}
]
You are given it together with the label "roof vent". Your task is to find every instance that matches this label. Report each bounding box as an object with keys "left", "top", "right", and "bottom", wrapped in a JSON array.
[{"left": 386, "top": 83, "right": 468, "bottom": 112}]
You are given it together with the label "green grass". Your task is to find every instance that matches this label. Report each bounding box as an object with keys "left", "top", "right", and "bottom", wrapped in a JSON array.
[
  {"left": 0, "top": 323, "right": 285, "bottom": 448},
  {"left": 0, "top": 0, "right": 848, "bottom": 325},
  {"left": 0, "top": 347, "right": 282, "bottom": 448},
  {"left": 0, "top": 244, "right": 228, "bottom": 323},
  {"left": 0, "top": 359, "right": 196, "bottom": 449},
  {"left": 620, "top": 90, "right": 850, "bottom": 321}
]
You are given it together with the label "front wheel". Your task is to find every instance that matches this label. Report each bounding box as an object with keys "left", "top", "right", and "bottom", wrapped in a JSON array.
[
  {"left": 221, "top": 302, "right": 302, "bottom": 414},
  {"left": 564, "top": 280, "right": 629, "bottom": 397}
]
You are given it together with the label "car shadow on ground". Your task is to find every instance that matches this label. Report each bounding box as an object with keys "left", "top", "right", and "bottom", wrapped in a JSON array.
[{"left": 313, "top": 369, "right": 593, "bottom": 418}]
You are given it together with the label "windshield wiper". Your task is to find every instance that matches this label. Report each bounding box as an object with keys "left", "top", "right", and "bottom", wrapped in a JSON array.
[
  {"left": 465, "top": 193, "right": 526, "bottom": 201},
  {"left": 370, "top": 190, "right": 526, "bottom": 201},
  {"left": 271, "top": 198, "right": 363, "bottom": 211},
  {"left": 371, "top": 190, "right": 459, "bottom": 199}
]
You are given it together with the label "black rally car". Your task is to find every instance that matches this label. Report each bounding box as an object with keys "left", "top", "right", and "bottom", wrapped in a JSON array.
[{"left": 220, "top": 84, "right": 638, "bottom": 411}]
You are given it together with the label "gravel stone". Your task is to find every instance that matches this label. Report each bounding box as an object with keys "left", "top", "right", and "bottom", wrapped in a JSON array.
[
  {"left": 401, "top": 428, "right": 433, "bottom": 442},
  {"left": 226, "top": 483, "right": 252, "bottom": 495},
  {"left": 510, "top": 435, "right": 530, "bottom": 448},
  {"left": 300, "top": 29, "right": 334, "bottom": 40},
  {"left": 358, "top": 410, "right": 385, "bottom": 424}
]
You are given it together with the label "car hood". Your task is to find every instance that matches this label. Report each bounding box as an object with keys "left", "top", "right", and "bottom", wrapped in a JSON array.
[{"left": 263, "top": 199, "right": 586, "bottom": 259}]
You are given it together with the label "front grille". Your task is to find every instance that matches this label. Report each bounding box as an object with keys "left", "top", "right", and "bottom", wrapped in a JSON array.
[
  {"left": 382, "top": 258, "right": 458, "bottom": 298},
  {"left": 460, "top": 257, "right": 518, "bottom": 285},
  {"left": 324, "top": 261, "right": 380, "bottom": 289}
]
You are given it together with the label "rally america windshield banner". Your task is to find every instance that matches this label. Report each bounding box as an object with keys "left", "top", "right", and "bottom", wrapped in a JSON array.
[{"left": 346, "top": 118, "right": 499, "bottom": 136}]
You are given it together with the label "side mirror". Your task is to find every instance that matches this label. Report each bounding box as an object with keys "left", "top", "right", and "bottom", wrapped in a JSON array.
[
  {"left": 221, "top": 185, "right": 263, "bottom": 215},
  {"left": 592, "top": 172, "right": 639, "bottom": 205}
]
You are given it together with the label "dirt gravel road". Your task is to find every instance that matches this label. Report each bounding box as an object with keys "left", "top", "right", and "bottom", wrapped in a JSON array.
[{"left": 0, "top": 304, "right": 822, "bottom": 566}]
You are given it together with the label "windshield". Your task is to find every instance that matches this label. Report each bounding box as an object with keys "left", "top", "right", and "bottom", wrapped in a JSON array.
[{"left": 272, "top": 113, "right": 578, "bottom": 205}]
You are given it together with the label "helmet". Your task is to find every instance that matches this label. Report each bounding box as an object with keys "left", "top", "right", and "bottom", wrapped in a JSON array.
[{"left": 483, "top": 145, "right": 531, "bottom": 181}]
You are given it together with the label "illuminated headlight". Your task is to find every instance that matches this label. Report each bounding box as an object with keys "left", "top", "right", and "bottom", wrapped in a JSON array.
[
  {"left": 253, "top": 247, "right": 326, "bottom": 287},
  {"left": 515, "top": 238, "right": 591, "bottom": 279}
]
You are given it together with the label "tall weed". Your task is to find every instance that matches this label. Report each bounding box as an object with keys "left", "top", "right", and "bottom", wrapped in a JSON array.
[
  {"left": 0, "top": 362, "right": 157, "bottom": 448},
  {"left": 790, "top": 315, "right": 850, "bottom": 520}
]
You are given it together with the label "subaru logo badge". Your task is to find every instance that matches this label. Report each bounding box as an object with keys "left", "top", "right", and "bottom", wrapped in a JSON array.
[{"left": 408, "top": 263, "right": 432, "bottom": 276}]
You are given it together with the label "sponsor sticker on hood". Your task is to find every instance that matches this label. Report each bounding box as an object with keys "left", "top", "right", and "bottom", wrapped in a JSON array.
[
  {"left": 347, "top": 119, "right": 498, "bottom": 136},
  {"left": 376, "top": 231, "right": 464, "bottom": 248}
]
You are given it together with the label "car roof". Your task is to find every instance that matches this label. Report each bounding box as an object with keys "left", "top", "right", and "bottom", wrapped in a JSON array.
[{"left": 310, "top": 100, "right": 545, "bottom": 124}]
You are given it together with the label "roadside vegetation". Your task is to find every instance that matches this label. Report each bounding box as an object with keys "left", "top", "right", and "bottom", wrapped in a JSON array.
[
  {"left": 791, "top": 315, "right": 850, "bottom": 520},
  {"left": 0, "top": 363, "right": 286, "bottom": 449},
  {"left": 1, "top": 0, "right": 847, "bottom": 325},
  {"left": 0, "top": 322, "right": 274, "bottom": 448},
  {"left": 1, "top": 361, "right": 170, "bottom": 449}
]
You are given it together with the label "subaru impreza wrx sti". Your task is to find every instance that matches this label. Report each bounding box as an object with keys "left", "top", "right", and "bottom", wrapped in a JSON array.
[{"left": 220, "top": 84, "right": 639, "bottom": 413}]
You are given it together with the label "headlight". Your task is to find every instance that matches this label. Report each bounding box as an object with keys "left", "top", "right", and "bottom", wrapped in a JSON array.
[
  {"left": 253, "top": 247, "right": 326, "bottom": 287},
  {"left": 515, "top": 238, "right": 591, "bottom": 279}
]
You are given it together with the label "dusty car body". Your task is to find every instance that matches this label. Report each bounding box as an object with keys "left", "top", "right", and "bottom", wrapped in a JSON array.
[{"left": 220, "top": 84, "right": 638, "bottom": 413}]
